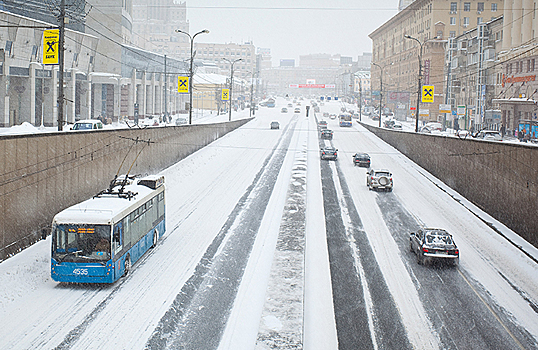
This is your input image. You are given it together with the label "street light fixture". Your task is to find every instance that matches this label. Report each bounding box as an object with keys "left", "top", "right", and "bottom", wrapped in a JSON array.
[
  {"left": 175, "top": 28, "right": 209, "bottom": 124},
  {"left": 404, "top": 35, "right": 438, "bottom": 132},
  {"left": 222, "top": 57, "right": 243, "bottom": 121},
  {"left": 371, "top": 62, "right": 392, "bottom": 127}
]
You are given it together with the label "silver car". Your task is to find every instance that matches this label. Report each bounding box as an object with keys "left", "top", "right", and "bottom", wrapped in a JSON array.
[{"left": 366, "top": 169, "right": 393, "bottom": 191}]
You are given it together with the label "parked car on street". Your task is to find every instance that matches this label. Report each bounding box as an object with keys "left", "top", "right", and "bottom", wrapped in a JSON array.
[
  {"left": 175, "top": 117, "right": 187, "bottom": 125},
  {"left": 320, "top": 129, "right": 333, "bottom": 140},
  {"left": 475, "top": 130, "right": 502, "bottom": 141},
  {"left": 71, "top": 119, "right": 104, "bottom": 131},
  {"left": 409, "top": 228, "right": 459, "bottom": 266},
  {"left": 366, "top": 169, "right": 393, "bottom": 191},
  {"left": 294, "top": 108, "right": 301, "bottom": 113},
  {"left": 353, "top": 153, "right": 371, "bottom": 167},
  {"left": 270, "top": 121, "right": 280, "bottom": 129},
  {"left": 281, "top": 107, "right": 288, "bottom": 113},
  {"left": 320, "top": 146, "right": 338, "bottom": 160}
]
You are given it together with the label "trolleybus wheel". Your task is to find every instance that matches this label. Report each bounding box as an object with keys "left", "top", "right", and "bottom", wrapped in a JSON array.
[
  {"left": 123, "top": 255, "right": 131, "bottom": 277},
  {"left": 152, "top": 231, "right": 158, "bottom": 248}
]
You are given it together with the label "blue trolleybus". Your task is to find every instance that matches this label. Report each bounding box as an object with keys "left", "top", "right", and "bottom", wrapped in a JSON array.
[
  {"left": 339, "top": 113, "right": 353, "bottom": 127},
  {"left": 51, "top": 175, "right": 165, "bottom": 283}
]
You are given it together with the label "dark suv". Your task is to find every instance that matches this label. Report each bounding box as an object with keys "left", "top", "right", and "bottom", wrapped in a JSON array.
[{"left": 353, "top": 153, "right": 370, "bottom": 167}]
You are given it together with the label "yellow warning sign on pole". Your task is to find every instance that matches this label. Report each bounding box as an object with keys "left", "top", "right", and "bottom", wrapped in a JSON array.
[
  {"left": 422, "top": 85, "right": 434, "bottom": 103},
  {"left": 43, "top": 29, "right": 59, "bottom": 65},
  {"left": 178, "top": 76, "right": 189, "bottom": 93},
  {"left": 221, "top": 89, "right": 230, "bottom": 101}
]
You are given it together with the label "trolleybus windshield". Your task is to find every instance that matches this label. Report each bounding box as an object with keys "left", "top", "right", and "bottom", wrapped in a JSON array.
[{"left": 52, "top": 224, "right": 111, "bottom": 262}]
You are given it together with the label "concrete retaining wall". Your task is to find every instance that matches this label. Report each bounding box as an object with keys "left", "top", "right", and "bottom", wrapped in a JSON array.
[
  {"left": 361, "top": 123, "right": 538, "bottom": 249},
  {"left": 0, "top": 119, "right": 252, "bottom": 261}
]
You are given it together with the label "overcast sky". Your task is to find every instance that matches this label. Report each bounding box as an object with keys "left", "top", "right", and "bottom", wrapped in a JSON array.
[{"left": 186, "top": 1, "right": 399, "bottom": 65}]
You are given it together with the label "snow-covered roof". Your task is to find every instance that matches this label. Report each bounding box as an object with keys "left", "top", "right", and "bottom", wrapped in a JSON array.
[{"left": 53, "top": 179, "right": 162, "bottom": 225}]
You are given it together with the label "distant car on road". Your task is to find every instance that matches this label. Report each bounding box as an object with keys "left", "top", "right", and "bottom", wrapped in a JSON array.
[
  {"left": 320, "top": 146, "right": 338, "bottom": 160},
  {"left": 318, "top": 120, "right": 328, "bottom": 130},
  {"left": 270, "top": 121, "right": 280, "bottom": 129},
  {"left": 320, "top": 129, "right": 333, "bottom": 140},
  {"left": 281, "top": 107, "right": 288, "bottom": 113},
  {"left": 366, "top": 169, "right": 393, "bottom": 191},
  {"left": 294, "top": 108, "right": 301, "bottom": 113},
  {"left": 71, "top": 119, "right": 104, "bottom": 131},
  {"left": 352, "top": 153, "right": 371, "bottom": 167},
  {"left": 329, "top": 114, "right": 336, "bottom": 120},
  {"left": 409, "top": 228, "right": 459, "bottom": 266}
]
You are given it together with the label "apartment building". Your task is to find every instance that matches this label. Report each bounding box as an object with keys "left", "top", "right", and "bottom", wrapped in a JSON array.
[
  {"left": 369, "top": 0, "right": 503, "bottom": 123},
  {"left": 447, "top": 17, "right": 504, "bottom": 130},
  {"left": 493, "top": 0, "right": 538, "bottom": 133}
]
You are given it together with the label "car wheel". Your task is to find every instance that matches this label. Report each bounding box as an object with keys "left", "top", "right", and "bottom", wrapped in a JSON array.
[
  {"left": 409, "top": 240, "right": 414, "bottom": 253},
  {"left": 452, "top": 257, "right": 459, "bottom": 266},
  {"left": 417, "top": 252, "right": 424, "bottom": 265}
]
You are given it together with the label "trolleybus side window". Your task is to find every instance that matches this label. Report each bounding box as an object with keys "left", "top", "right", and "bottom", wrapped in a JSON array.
[{"left": 112, "top": 223, "right": 122, "bottom": 254}]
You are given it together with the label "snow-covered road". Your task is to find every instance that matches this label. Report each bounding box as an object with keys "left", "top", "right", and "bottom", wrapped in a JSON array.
[{"left": 0, "top": 98, "right": 537, "bottom": 350}]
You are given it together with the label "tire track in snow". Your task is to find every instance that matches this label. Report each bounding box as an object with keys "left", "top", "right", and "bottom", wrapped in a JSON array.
[
  {"left": 145, "top": 116, "right": 299, "bottom": 350},
  {"left": 375, "top": 194, "right": 535, "bottom": 349},
  {"left": 319, "top": 134, "right": 411, "bottom": 349}
]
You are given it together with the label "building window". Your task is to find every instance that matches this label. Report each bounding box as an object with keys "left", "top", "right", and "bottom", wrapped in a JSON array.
[
  {"left": 463, "top": 17, "right": 469, "bottom": 26},
  {"left": 477, "top": 17, "right": 483, "bottom": 24},
  {"left": 450, "top": 30, "right": 456, "bottom": 37},
  {"left": 464, "top": 2, "right": 471, "bottom": 11},
  {"left": 450, "top": 2, "right": 457, "bottom": 13},
  {"left": 532, "top": 59, "right": 535, "bottom": 71},
  {"left": 491, "top": 3, "right": 497, "bottom": 11},
  {"left": 450, "top": 17, "right": 456, "bottom": 25},
  {"left": 477, "top": 2, "right": 484, "bottom": 12}
]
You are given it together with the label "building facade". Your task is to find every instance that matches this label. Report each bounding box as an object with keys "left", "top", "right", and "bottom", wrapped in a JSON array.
[
  {"left": 0, "top": 1, "right": 189, "bottom": 127},
  {"left": 493, "top": 0, "right": 538, "bottom": 134},
  {"left": 447, "top": 17, "right": 504, "bottom": 130},
  {"left": 369, "top": 0, "right": 504, "bottom": 124}
]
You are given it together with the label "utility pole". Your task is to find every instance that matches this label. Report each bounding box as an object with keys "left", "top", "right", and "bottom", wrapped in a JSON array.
[
  {"left": 164, "top": 54, "right": 167, "bottom": 122},
  {"left": 57, "top": 0, "right": 65, "bottom": 131}
]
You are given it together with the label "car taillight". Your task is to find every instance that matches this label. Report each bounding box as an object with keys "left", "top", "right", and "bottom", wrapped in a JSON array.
[
  {"left": 422, "top": 247, "right": 429, "bottom": 253},
  {"left": 454, "top": 249, "right": 459, "bottom": 255}
]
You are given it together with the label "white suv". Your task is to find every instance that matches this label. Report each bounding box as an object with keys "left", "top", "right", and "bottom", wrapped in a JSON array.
[{"left": 366, "top": 169, "right": 393, "bottom": 191}]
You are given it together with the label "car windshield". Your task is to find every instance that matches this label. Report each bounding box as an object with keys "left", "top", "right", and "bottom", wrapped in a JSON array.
[
  {"left": 52, "top": 224, "right": 111, "bottom": 262},
  {"left": 375, "top": 172, "right": 390, "bottom": 177},
  {"left": 425, "top": 233, "right": 453, "bottom": 245}
]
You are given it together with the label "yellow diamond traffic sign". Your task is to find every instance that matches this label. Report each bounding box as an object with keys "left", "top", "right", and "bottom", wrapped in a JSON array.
[
  {"left": 422, "top": 85, "right": 434, "bottom": 103},
  {"left": 178, "top": 76, "right": 189, "bottom": 93}
]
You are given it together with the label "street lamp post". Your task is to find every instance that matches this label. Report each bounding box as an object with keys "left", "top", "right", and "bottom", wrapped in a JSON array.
[
  {"left": 371, "top": 62, "right": 392, "bottom": 127},
  {"left": 222, "top": 58, "right": 243, "bottom": 121},
  {"left": 175, "top": 29, "right": 209, "bottom": 124},
  {"left": 404, "top": 34, "right": 432, "bottom": 132}
]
